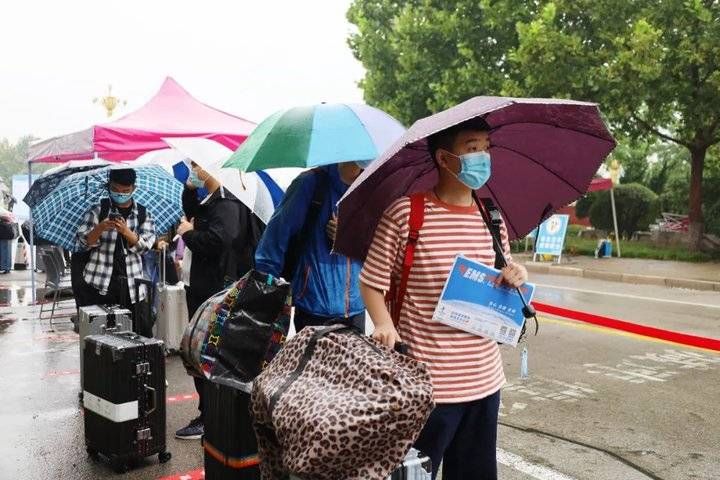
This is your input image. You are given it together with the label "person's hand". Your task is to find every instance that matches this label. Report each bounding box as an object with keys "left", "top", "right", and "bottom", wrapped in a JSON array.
[
  {"left": 156, "top": 240, "right": 169, "bottom": 251},
  {"left": 177, "top": 217, "right": 194, "bottom": 236},
  {"left": 326, "top": 214, "right": 337, "bottom": 243},
  {"left": 98, "top": 219, "right": 116, "bottom": 232},
  {"left": 372, "top": 321, "right": 402, "bottom": 348},
  {"left": 111, "top": 218, "right": 135, "bottom": 241},
  {"left": 495, "top": 262, "right": 528, "bottom": 288}
]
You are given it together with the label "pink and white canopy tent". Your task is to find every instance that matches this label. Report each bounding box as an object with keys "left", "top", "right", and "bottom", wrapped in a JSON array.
[
  {"left": 27, "top": 77, "right": 255, "bottom": 163},
  {"left": 25, "top": 77, "right": 256, "bottom": 303}
]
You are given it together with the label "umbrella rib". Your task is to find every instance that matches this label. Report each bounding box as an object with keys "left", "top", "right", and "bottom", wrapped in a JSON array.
[{"left": 490, "top": 144, "right": 585, "bottom": 196}]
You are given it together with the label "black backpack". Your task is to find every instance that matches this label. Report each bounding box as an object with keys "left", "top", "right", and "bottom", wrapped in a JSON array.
[
  {"left": 0, "top": 220, "right": 19, "bottom": 241},
  {"left": 281, "top": 168, "right": 329, "bottom": 281},
  {"left": 71, "top": 199, "right": 147, "bottom": 307},
  {"left": 236, "top": 208, "right": 266, "bottom": 278}
]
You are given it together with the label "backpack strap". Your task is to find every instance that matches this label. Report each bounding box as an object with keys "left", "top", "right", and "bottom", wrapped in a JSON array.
[
  {"left": 99, "top": 198, "right": 111, "bottom": 222},
  {"left": 136, "top": 204, "right": 147, "bottom": 227},
  {"left": 478, "top": 197, "right": 505, "bottom": 270},
  {"left": 391, "top": 193, "right": 425, "bottom": 326},
  {"left": 475, "top": 194, "right": 539, "bottom": 339}
]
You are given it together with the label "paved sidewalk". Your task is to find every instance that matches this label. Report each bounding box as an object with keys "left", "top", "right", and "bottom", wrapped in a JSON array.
[{"left": 515, "top": 253, "right": 720, "bottom": 291}]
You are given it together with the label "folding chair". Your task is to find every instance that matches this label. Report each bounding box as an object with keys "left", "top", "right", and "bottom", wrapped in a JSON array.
[{"left": 38, "top": 251, "right": 73, "bottom": 327}]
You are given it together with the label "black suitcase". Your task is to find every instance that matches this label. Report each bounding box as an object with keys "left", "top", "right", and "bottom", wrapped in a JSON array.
[
  {"left": 83, "top": 331, "right": 171, "bottom": 473},
  {"left": 203, "top": 382, "right": 260, "bottom": 480}
]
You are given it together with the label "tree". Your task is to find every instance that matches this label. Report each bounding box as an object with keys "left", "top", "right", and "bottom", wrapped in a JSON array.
[
  {"left": 348, "top": 0, "right": 720, "bottom": 250},
  {"left": 0, "top": 135, "right": 37, "bottom": 185},
  {"left": 347, "top": 0, "right": 535, "bottom": 125},
  {"left": 509, "top": 0, "right": 720, "bottom": 250},
  {"left": 574, "top": 192, "right": 596, "bottom": 219},
  {"left": 702, "top": 147, "right": 720, "bottom": 236},
  {"left": 608, "top": 139, "right": 652, "bottom": 186},
  {"left": 644, "top": 143, "right": 688, "bottom": 196},
  {"left": 589, "top": 183, "right": 660, "bottom": 238}
]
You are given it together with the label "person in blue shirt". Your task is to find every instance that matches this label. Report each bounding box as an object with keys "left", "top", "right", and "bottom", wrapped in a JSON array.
[{"left": 255, "top": 161, "right": 367, "bottom": 332}]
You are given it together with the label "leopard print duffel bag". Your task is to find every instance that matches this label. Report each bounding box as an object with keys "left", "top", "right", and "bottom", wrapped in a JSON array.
[{"left": 251, "top": 324, "right": 434, "bottom": 480}]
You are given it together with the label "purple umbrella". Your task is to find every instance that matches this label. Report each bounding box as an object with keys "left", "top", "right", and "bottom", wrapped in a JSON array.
[{"left": 335, "top": 96, "right": 616, "bottom": 260}]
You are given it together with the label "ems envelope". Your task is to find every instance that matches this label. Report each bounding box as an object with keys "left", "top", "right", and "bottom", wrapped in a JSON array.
[{"left": 433, "top": 255, "right": 535, "bottom": 347}]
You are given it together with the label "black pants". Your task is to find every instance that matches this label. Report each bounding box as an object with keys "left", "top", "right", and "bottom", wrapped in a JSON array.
[
  {"left": 293, "top": 309, "right": 366, "bottom": 334},
  {"left": 414, "top": 390, "right": 501, "bottom": 480},
  {"left": 186, "top": 286, "right": 209, "bottom": 416}
]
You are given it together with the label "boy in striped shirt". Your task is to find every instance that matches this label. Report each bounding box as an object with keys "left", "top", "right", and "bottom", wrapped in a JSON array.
[{"left": 360, "top": 118, "right": 528, "bottom": 480}]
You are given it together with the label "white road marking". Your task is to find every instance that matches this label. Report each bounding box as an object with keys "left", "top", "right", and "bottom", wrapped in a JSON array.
[
  {"left": 497, "top": 448, "right": 578, "bottom": 480},
  {"left": 535, "top": 283, "right": 720, "bottom": 310}
]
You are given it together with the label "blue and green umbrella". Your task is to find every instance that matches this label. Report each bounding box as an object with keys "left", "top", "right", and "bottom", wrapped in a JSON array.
[{"left": 223, "top": 103, "right": 405, "bottom": 171}]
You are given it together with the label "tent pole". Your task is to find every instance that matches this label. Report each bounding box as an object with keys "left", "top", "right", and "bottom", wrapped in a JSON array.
[
  {"left": 610, "top": 187, "right": 622, "bottom": 258},
  {"left": 28, "top": 161, "right": 36, "bottom": 304}
]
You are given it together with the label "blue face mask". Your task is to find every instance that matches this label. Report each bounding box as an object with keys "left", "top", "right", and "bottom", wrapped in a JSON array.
[
  {"left": 448, "top": 151, "right": 492, "bottom": 190},
  {"left": 110, "top": 190, "right": 134, "bottom": 205},
  {"left": 188, "top": 170, "right": 205, "bottom": 189}
]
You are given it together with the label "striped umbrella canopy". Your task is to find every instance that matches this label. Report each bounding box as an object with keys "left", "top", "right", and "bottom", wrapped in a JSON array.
[
  {"left": 32, "top": 164, "right": 183, "bottom": 251},
  {"left": 223, "top": 103, "right": 405, "bottom": 171}
]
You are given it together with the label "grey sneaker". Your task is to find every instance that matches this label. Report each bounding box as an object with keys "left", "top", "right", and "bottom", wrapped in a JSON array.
[{"left": 175, "top": 416, "right": 203, "bottom": 440}]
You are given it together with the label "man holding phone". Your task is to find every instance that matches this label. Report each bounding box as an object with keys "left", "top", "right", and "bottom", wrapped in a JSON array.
[{"left": 76, "top": 168, "right": 156, "bottom": 319}]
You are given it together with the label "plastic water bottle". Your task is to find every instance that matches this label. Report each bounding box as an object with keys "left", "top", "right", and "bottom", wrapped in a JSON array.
[{"left": 520, "top": 345, "right": 529, "bottom": 379}]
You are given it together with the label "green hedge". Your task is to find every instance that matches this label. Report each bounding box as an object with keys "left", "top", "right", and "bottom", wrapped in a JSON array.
[{"left": 589, "top": 183, "right": 659, "bottom": 238}]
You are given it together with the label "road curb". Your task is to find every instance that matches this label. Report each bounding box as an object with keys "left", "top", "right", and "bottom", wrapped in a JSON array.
[{"left": 523, "top": 262, "right": 720, "bottom": 292}]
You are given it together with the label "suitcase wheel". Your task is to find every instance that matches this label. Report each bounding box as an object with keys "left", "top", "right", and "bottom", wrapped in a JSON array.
[
  {"left": 111, "top": 459, "right": 130, "bottom": 474},
  {"left": 86, "top": 447, "right": 99, "bottom": 459},
  {"left": 159, "top": 451, "right": 172, "bottom": 464}
]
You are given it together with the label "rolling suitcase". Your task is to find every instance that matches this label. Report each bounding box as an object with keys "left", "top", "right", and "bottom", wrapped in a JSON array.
[
  {"left": 83, "top": 331, "right": 170, "bottom": 472},
  {"left": 78, "top": 305, "right": 133, "bottom": 390},
  {"left": 203, "top": 381, "right": 260, "bottom": 480},
  {"left": 389, "top": 450, "right": 432, "bottom": 480},
  {"left": 288, "top": 450, "right": 431, "bottom": 480},
  {"left": 154, "top": 248, "right": 188, "bottom": 353}
]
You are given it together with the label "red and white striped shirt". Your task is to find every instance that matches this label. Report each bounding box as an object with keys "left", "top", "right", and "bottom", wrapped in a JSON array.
[{"left": 361, "top": 193, "right": 512, "bottom": 403}]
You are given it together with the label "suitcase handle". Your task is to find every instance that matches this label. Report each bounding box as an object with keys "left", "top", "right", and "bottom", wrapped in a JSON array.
[
  {"left": 159, "top": 246, "right": 166, "bottom": 287},
  {"left": 144, "top": 384, "right": 157, "bottom": 415},
  {"left": 394, "top": 342, "right": 410, "bottom": 355}
]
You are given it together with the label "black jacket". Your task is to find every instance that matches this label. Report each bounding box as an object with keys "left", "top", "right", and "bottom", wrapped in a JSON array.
[{"left": 182, "top": 186, "right": 250, "bottom": 301}]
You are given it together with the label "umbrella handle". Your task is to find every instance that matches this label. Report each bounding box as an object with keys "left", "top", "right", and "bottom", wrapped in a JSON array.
[{"left": 472, "top": 193, "right": 539, "bottom": 336}]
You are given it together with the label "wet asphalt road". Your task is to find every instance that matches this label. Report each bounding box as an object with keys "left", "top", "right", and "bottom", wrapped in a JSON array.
[{"left": 0, "top": 271, "right": 718, "bottom": 480}]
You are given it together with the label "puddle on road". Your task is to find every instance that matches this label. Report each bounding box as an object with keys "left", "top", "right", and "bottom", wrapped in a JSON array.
[
  {"left": 0, "top": 286, "right": 38, "bottom": 307},
  {"left": 0, "top": 286, "right": 65, "bottom": 312}
]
